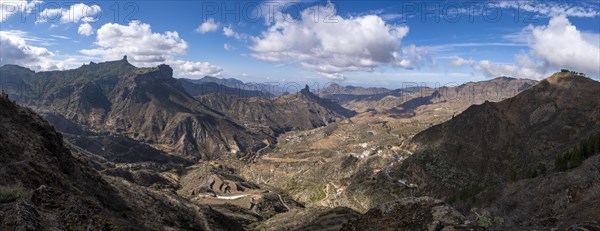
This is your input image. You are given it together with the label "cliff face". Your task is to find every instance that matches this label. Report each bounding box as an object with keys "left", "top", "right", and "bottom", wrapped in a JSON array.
[
  {"left": 97, "top": 64, "right": 265, "bottom": 159},
  {"left": 0, "top": 60, "right": 269, "bottom": 160}
]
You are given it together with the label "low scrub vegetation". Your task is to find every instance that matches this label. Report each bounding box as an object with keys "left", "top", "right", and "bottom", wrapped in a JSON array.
[{"left": 0, "top": 185, "right": 31, "bottom": 203}]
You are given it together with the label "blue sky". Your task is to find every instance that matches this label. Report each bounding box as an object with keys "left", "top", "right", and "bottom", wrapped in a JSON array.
[{"left": 1, "top": 0, "right": 599, "bottom": 88}]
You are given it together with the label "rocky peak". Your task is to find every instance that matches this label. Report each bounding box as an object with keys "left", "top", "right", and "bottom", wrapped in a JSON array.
[
  {"left": 158, "top": 64, "right": 173, "bottom": 78},
  {"left": 545, "top": 70, "right": 586, "bottom": 85},
  {"left": 300, "top": 84, "right": 311, "bottom": 94}
]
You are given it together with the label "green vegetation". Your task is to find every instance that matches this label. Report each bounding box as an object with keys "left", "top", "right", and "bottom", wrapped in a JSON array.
[
  {"left": 560, "top": 69, "right": 586, "bottom": 76},
  {"left": 0, "top": 185, "right": 31, "bottom": 203},
  {"left": 309, "top": 185, "right": 327, "bottom": 203},
  {"left": 555, "top": 132, "right": 600, "bottom": 171},
  {"left": 470, "top": 208, "right": 504, "bottom": 229}
]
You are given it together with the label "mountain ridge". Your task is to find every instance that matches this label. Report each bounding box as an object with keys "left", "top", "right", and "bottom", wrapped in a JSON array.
[{"left": 393, "top": 72, "right": 600, "bottom": 230}]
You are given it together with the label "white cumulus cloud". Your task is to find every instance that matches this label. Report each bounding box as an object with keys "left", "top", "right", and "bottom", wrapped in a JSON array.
[
  {"left": 196, "top": 18, "right": 219, "bottom": 33},
  {"left": 223, "top": 43, "right": 234, "bottom": 51},
  {"left": 249, "top": 2, "right": 431, "bottom": 79},
  {"left": 0, "top": 0, "right": 42, "bottom": 21},
  {"left": 447, "top": 56, "right": 474, "bottom": 68},
  {"left": 223, "top": 25, "right": 246, "bottom": 40},
  {"left": 0, "top": 30, "right": 83, "bottom": 70},
  {"left": 78, "top": 23, "right": 94, "bottom": 36},
  {"left": 37, "top": 3, "right": 102, "bottom": 24},
  {"left": 529, "top": 15, "right": 600, "bottom": 76},
  {"left": 473, "top": 53, "right": 548, "bottom": 79},
  {"left": 494, "top": 1, "right": 600, "bottom": 18},
  {"left": 80, "top": 21, "right": 222, "bottom": 77},
  {"left": 1, "top": 30, "right": 55, "bottom": 70},
  {"left": 81, "top": 21, "right": 187, "bottom": 63},
  {"left": 167, "top": 60, "right": 222, "bottom": 77},
  {"left": 471, "top": 15, "right": 599, "bottom": 79}
]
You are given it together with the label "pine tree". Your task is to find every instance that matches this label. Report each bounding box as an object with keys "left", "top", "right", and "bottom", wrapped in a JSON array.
[
  {"left": 585, "top": 138, "right": 594, "bottom": 158},
  {"left": 581, "top": 141, "right": 589, "bottom": 159},
  {"left": 555, "top": 154, "right": 568, "bottom": 171},
  {"left": 570, "top": 145, "right": 584, "bottom": 168},
  {"left": 595, "top": 133, "right": 600, "bottom": 154}
]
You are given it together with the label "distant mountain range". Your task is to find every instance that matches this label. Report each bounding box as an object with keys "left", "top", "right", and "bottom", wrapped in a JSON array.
[
  {"left": 179, "top": 76, "right": 280, "bottom": 97},
  {"left": 318, "top": 77, "right": 537, "bottom": 119},
  {"left": 197, "top": 85, "right": 356, "bottom": 136},
  {"left": 178, "top": 77, "right": 274, "bottom": 98}
]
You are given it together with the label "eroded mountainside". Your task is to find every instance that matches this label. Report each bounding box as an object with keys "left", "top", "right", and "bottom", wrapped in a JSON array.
[
  {"left": 0, "top": 59, "right": 354, "bottom": 160},
  {"left": 407, "top": 72, "right": 600, "bottom": 197},
  {"left": 243, "top": 72, "right": 600, "bottom": 230},
  {"left": 3, "top": 61, "right": 599, "bottom": 230},
  {"left": 1, "top": 59, "right": 266, "bottom": 159},
  {"left": 197, "top": 85, "right": 356, "bottom": 136},
  {"left": 0, "top": 94, "right": 252, "bottom": 230},
  {"left": 321, "top": 77, "right": 537, "bottom": 121},
  {"left": 394, "top": 71, "right": 600, "bottom": 229}
]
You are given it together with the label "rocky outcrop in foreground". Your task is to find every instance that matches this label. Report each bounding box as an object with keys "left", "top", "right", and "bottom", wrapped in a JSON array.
[{"left": 342, "top": 197, "right": 476, "bottom": 231}]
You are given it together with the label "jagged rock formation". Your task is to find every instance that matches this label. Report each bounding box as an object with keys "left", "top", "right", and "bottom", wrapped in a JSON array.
[
  {"left": 0, "top": 60, "right": 269, "bottom": 160},
  {"left": 0, "top": 61, "right": 356, "bottom": 160},
  {"left": 197, "top": 85, "right": 356, "bottom": 136}
]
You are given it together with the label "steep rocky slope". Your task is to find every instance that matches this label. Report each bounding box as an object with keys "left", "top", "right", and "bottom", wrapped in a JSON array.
[
  {"left": 0, "top": 94, "right": 248, "bottom": 230},
  {"left": 394, "top": 71, "right": 600, "bottom": 229},
  {"left": 406, "top": 72, "right": 600, "bottom": 197},
  {"left": 480, "top": 155, "right": 600, "bottom": 229}
]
